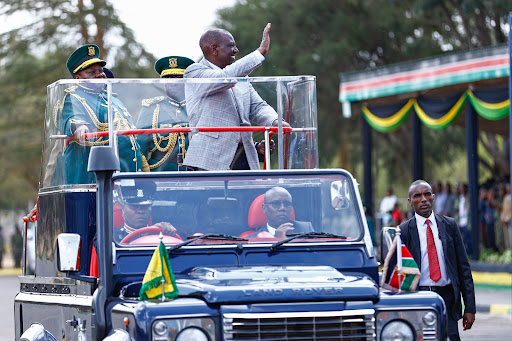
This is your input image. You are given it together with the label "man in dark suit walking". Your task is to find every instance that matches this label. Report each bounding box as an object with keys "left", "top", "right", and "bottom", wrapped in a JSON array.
[
  {"left": 248, "top": 187, "right": 313, "bottom": 238},
  {"left": 399, "top": 179, "right": 475, "bottom": 340}
]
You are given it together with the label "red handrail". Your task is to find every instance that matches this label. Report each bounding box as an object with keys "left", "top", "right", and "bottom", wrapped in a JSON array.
[
  {"left": 50, "top": 126, "right": 316, "bottom": 140},
  {"left": 83, "top": 126, "right": 295, "bottom": 139}
]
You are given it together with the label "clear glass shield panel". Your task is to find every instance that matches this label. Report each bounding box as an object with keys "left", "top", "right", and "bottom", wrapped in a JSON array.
[
  {"left": 41, "top": 77, "right": 318, "bottom": 189},
  {"left": 112, "top": 173, "right": 363, "bottom": 246},
  {"left": 42, "top": 79, "right": 115, "bottom": 187},
  {"left": 284, "top": 79, "right": 318, "bottom": 169}
]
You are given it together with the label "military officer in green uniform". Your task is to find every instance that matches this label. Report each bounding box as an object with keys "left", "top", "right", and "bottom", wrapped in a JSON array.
[
  {"left": 59, "top": 44, "right": 147, "bottom": 184},
  {"left": 136, "top": 56, "right": 195, "bottom": 171}
]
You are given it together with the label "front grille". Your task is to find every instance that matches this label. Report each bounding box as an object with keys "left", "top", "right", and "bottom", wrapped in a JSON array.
[{"left": 223, "top": 309, "right": 376, "bottom": 341}]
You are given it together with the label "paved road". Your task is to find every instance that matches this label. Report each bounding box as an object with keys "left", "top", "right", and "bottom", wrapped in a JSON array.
[
  {"left": 2, "top": 274, "right": 511, "bottom": 340},
  {"left": 1, "top": 275, "right": 17, "bottom": 341},
  {"left": 460, "top": 313, "right": 512, "bottom": 340}
]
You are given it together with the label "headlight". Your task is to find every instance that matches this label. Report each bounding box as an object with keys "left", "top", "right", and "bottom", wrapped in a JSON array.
[
  {"left": 381, "top": 320, "right": 414, "bottom": 341},
  {"left": 422, "top": 311, "right": 437, "bottom": 326},
  {"left": 376, "top": 309, "right": 440, "bottom": 340},
  {"left": 153, "top": 321, "right": 168, "bottom": 337},
  {"left": 176, "top": 327, "right": 209, "bottom": 341},
  {"left": 152, "top": 318, "right": 215, "bottom": 341}
]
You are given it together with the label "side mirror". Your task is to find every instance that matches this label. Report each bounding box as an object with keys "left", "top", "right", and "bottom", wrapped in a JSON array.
[
  {"left": 330, "top": 180, "right": 350, "bottom": 210},
  {"left": 57, "top": 233, "right": 81, "bottom": 271},
  {"left": 380, "top": 227, "right": 397, "bottom": 262}
]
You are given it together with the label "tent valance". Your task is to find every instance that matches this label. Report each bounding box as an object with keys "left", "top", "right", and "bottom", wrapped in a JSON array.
[{"left": 363, "top": 88, "right": 509, "bottom": 132}]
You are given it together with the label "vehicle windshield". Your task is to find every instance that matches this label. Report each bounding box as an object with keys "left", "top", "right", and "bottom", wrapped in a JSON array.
[
  {"left": 41, "top": 76, "right": 318, "bottom": 188},
  {"left": 112, "top": 172, "right": 364, "bottom": 246}
]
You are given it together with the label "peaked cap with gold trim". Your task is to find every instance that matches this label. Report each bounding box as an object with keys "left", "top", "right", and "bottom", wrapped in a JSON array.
[
  {"left": 155, "top": 56, "right": 194, "bottom": 78},
  {"left": 67, "top": 44, "right": 106, "bottom": 76},
  {"left": 117, "top": 181, "right": 156, "bottom": 206}
]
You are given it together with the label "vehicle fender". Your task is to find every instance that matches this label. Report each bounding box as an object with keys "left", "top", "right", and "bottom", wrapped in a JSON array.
[
  {"left": 102, "top": 329, "right": 132, "bottom": 341},
  {"left": 20, "top": 323, "right": 57, "bottom": 341}
]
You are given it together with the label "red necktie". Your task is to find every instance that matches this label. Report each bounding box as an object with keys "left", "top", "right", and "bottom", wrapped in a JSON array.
[{"left": 426, "top": 219, "right": 441, "bottom": 282}]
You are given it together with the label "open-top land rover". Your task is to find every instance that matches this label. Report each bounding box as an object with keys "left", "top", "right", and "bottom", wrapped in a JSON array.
[{"left": 16, "top": 75, "right": 446, "bottom": 340}]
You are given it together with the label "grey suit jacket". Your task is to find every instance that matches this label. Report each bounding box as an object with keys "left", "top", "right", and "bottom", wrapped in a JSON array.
[
  {"left": 390, "top": 214, "right": 476, "bottom": 321},
  {"left": 183, "top": 51, "right": 278, "bottom": 170},
  {"left": 247, "top": 220, "right": 314, "bottom": 238}
]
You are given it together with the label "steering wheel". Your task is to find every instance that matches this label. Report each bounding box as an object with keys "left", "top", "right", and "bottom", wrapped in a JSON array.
[{"left": 120, "top": 226, "right": 164, "bottom": 245}]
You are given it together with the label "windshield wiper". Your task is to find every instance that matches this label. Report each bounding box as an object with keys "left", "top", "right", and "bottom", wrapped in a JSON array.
[
  {"left": 271, "top": 232, "right": 346, "bottom": 250},
  {"left": 169, "top": 233, "right": 247, "bottom": 253}
]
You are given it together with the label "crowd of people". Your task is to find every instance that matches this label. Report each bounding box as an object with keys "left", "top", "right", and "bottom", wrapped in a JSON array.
[
  {"left": 477, "top": 181, "right": 511, "bottom": 254},
  {"left": 432, "top": 180, "right": 511, "bottom": 255},
  {"left": 379, "top": 181, "right": 512, "bottom": 257}
]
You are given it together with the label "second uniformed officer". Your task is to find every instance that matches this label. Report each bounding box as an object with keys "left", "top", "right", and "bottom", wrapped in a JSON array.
[{"left": 136, "top": 56, "right": 195, "bottom": 171}]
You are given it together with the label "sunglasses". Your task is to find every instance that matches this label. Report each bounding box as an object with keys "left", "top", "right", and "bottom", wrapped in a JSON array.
[{"left": 265, "top": 201, "right": 293, "bottom": 209}]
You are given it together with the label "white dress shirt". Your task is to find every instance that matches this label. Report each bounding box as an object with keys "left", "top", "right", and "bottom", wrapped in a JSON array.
[
  {"left": 459, "top": 194, "right": 468, "bottom": 227},
  {"left": 415, "top": 212, "right": 451, "bottom": 286},
  {"left": 266, "top": 224, "right": 277, "bottom": 237}
]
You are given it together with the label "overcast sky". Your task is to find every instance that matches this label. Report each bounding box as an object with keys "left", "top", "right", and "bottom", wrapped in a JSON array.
[
  {"left": 0, "top": 0, "right": 236, "bottom": 62},
  {"left": 111, "top": 0, "right": 236, "bottom": 61}
]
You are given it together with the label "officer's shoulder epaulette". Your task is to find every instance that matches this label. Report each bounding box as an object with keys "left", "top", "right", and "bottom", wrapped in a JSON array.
[{"left": 141, "top": 96, "right": 166, "bottom": 107}]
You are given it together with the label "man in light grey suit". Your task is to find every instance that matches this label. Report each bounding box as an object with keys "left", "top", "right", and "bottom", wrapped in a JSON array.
[
  {"left": 184, "top": 23, "right": 289, "bottom": 170},
  {"left": 248, "top": 187, "right": 314, "bottom": 238}
]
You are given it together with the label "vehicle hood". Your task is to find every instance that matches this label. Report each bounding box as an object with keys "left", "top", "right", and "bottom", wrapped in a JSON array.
[{"left": 176, "top": 265, "right": 378, "bottom": 304}]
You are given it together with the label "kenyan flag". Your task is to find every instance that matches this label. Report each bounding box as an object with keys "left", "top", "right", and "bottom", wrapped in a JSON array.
[{"left": 381, "top": 235, "right": 421, "bottom": 292}]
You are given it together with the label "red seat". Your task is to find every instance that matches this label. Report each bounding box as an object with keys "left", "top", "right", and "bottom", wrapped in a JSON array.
[
  {"left": 241, "top": 194, "right": 294, "bottom": 237},
  {"left": 113, "top": 202, "right": 124, "bottom": 228},
  {"left": 247, "top": 194, "right": 267, "bottom": 229}
]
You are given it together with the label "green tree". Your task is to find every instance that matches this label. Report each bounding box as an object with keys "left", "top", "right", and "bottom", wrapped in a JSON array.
[
  {"left": 0, "top": 0, "right": 156, "bottom": 209},
  {"left": 410, "top": 0, "right": 511, "bottom": 49},
  {"left": 0, "top": 0, "right": 155, "bottom": 77}
]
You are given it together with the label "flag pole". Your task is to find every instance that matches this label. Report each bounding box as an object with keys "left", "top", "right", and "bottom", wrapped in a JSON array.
[
  {"left": 396, "top": 226, "right": 402, "bottom": 293},
  {"left": 159, "top": 232, "right": 165, "bottom": 302}
]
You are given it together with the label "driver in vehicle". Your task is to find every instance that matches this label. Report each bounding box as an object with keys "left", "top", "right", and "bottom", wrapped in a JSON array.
[
  {"left": 248, "top": 186, "right": 314, "bottom": 238},
  {"left": 115, "top": 181, "right": 179, "bottom": 243}
]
